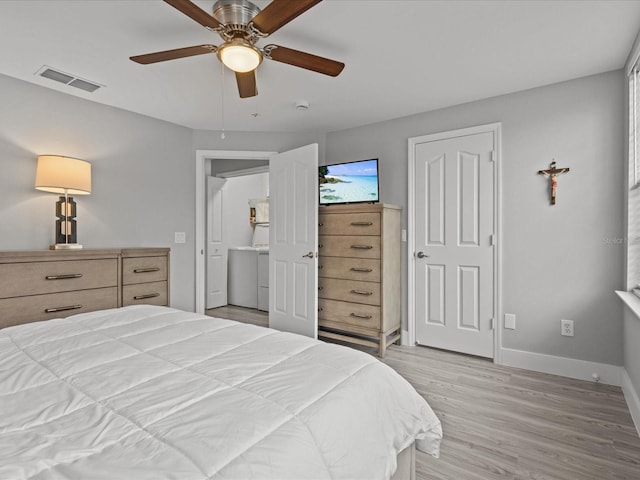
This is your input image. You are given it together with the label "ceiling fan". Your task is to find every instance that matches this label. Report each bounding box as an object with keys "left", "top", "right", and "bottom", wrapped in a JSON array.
[{"left": 130, "top": 0, "right": 345, "bottom": 98}]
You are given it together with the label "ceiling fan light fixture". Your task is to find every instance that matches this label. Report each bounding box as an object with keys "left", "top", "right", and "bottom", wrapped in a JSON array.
[
  {"left": 132, "top": 0, "right": 344, "bottom": 99},
  {"left": 218, "top": 39, "right": 262, "bottom": 73}
]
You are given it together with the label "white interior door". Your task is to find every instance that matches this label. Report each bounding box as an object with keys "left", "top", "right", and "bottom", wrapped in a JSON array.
[
  {"left": 206, "top": 176, "right": 227, "bottom": 309},
  {"left": 268, "top": 144, "right": 318, "bottom": 338},
  {"left": 413, "top": 131, "right": 495, "bottom": 358}
]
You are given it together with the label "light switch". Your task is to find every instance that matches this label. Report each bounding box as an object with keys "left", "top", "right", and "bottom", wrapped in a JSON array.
[
  {"left": 174, "top": 232, "right": 186, "bottom": 244},
  {"left": 504, "top": 313, "right": 516, "bottom": 330}
]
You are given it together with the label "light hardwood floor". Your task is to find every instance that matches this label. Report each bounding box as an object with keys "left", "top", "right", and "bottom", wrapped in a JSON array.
[{"left": 207, "top": 306, "right": 640, "bottom": 480}]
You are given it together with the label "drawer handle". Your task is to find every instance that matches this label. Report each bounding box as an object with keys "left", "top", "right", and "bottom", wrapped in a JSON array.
[
  {"left": 318, "top": 307, "right": 324, "bottom": 312},
  {"left": 45, "top": 304, "right": 82, "bottom": 313},
  {"left": 351, "top": 245, "right": 373, "bottom": 250},
  {"left": 133, "top": 267, "right": 160, "bottom": 273},
  {"left": 318, "top": 244, "right": 324, "bottom": 248},
  {"left": 350, "top": 267, "right": 373, "bottom": 273},
  {"left": 318, "top": 223, "right": 324, "bottom": 227},
  {"left": 45, "top": 274, "right": 82, "bottom": 280},
  {"left": 350, "top": 313, "right": 372, "bottom": 319},
  {"left": 318, "top": 286, "right": 324, "bottom": 291},
  {"left": 133, "top": 293, "right": 161, "bottom": 300},
  {"left": 351, "top": 289, "right": 373, "bottom": 296},
  {"left": 350, "top": 222, "right": 373, "bottom": 226},
  {"left": 318, "top": 265, "right": 324, "bottom": 270}
]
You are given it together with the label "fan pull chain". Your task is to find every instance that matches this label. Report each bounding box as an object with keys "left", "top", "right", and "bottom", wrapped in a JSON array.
[{"left": 220, "top": 62, "right": 226, "bottom": 140}]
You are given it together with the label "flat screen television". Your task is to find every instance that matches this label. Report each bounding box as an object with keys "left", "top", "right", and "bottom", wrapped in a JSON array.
[{"left": 319, "top": 158, "right": 379, "bottom": 205}]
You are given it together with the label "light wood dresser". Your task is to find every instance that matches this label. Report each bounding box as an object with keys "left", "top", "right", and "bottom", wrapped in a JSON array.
[
  {"left": 0, "top": 248, "right": 169, "bottom": 330},
  {"left": 121, "top": 249, "right": 170, "bottom": 307},
  {"left": 317, "top": 203, "right": 401, "bottom": 356}
]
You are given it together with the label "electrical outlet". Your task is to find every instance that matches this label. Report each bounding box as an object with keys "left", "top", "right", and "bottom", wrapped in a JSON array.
[
  {"left": 174, "top": 232, "right": 186, "bottom": 244},
  {"left": 561, "top": 319, "right": 574, "bottom": 337},
  {"left": 504, "top": 313, "right": 516, "bottom": 330}
]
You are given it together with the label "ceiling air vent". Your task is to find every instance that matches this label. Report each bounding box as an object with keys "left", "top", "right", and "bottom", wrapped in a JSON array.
[{"left": 35, "top": 66, "right": 103, "bottom": 93}]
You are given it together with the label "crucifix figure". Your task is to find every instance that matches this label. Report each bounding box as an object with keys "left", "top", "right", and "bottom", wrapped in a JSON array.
[{"left": 538, "top": 160, "right": 570, "bottom": 205}]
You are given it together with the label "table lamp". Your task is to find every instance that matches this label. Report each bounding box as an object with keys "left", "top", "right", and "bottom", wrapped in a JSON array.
[{"left": 35, "top": 155, "right": 92, "bottom": 249}]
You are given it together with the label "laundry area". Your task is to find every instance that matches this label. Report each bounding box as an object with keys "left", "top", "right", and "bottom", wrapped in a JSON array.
[
  {"left": 206, "top": 169, "right": 270, "bottom": 312},
  {"left": 228, "top": 221, "right": 269, "bottom": 311}
]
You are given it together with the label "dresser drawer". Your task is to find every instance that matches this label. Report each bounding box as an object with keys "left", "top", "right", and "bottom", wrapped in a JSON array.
[
  {"left": 122, "top": 281, "right": 168, "bottom": 307},
  {"left": 318, "top": 235, "right": 380, "bottom": 259},
  {"left": 122, "top": 256, "right": 168, "bottom": 285},
  {"left": 0, "top": 259, "right": 118, "bottom": 299},
  {"left": 318, "top": 299, "right": 380, "bottom": 330},
  {"left": 318, "top": 257, "right": 380, "bottom": 282},
  {"left": 319, "top": 212, "right": 380, "bottom": 236},
  {"left": 0, "top": 287, "right": 118, "bottom": 329},
  {"left": 318, "top": 278, "right": 380, "bottom": 306}
]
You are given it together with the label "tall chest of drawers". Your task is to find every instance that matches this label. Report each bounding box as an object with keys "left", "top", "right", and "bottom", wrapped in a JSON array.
[
  {"left": 317, "top": 203, "right": 401, "bottom": 356},
  {"left": 0, "top": 248, "right": 169, "bottom": 329}
]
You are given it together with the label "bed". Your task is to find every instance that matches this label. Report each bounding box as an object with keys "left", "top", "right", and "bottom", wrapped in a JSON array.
[{"left": 0, "top": 305, "right": 442, "bottom": 479}]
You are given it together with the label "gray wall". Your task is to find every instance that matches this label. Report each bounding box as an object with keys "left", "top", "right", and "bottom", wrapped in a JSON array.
[
  {"left": 0, "top": 69, "right": 626, "bottom": 367},
  {"left": 212, "top": 159, "right": 268, "bottom": 176},
  {"left": 0, "top": 73, "right": 326, "bottom": 312},
  {"left": 193, "top": 130, "right": 326, "bottom": 164},
  {"left": 223, "top": 173, "right": 269, "bottom": 247},
  {"left": 0, "top": 73, "right": 195, "bottom": 311},
  {"left": 326, "top": 70, "right": 625, "bottom": 366}
]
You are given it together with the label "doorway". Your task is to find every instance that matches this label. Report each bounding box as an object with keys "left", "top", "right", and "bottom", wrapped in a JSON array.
[
  {"left": 195, "top": 150, "right": 276, "bottom": 315},
  {"left": 195, "top": 146, "right": 320, "bottom": 340},
  {"left": 407, "top": 124, "right": 502, "bottom": 359},
  {"left": 207, "top": 168, "right": 269, "bottom": 311}
]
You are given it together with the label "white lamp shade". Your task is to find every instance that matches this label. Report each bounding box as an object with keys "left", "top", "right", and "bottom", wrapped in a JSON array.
[{"left": 35, "top": 155, "right": 92, "bottom": 195}]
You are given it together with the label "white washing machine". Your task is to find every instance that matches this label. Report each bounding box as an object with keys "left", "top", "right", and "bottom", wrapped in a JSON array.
[
  {"left": 228, "top": 225, "right": 269, "bottom": 309},
  {"left": 228, "top": 247, "right": 259, "bottom": 308}
]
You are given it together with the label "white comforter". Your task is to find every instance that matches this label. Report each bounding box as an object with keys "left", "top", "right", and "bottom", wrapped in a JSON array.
[{"left": 0, "top": 305, "right": 441, "bottom": 480}]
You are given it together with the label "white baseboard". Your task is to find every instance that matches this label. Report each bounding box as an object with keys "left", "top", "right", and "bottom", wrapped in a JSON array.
[
  {"left": 498, "top": 347, "right": 621, "bottom": 386},
  {"left": 401, "top": 329, "right": 410, "bottom": 346},
  {"left": 621, "top": 368, "right": 640, "bottom": 437}
]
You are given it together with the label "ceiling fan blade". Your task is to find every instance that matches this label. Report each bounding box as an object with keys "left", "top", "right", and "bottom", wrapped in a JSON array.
[
  {"left": 163, "top": 0, "right": 222, "bottom": 30},
  {"left": 251, "top": 0, "right": 322, "bottom": 35},
  {"left": 236, "top": 71, "right": 258, "bottom": 98},
  {"left": 265, "top": 45, "right": 344, "bottom": 77},
  {"left": 130, "top": 45, "right": 217, "bottom": 64}
]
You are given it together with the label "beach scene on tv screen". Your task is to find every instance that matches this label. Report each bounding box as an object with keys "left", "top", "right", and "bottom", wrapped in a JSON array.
[{"left": 319, "top": 159, "right": 379, "bottom": 204}]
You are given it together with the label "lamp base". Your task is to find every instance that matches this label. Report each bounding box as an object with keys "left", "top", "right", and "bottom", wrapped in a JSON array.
[{"left": 49, "top": 243, "right": 83, "bottom": 250}]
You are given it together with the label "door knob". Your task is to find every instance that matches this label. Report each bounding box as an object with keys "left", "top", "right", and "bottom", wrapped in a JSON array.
[
  {"left": 416, "top": 251, "right": 429, "bottom": 259},
  {"left": 302, "top": 251, "right": 315, "bottom": 258}
]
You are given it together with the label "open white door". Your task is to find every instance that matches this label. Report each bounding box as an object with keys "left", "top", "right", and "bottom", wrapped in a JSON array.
[
  {"left": 269, "top": 144, "right": 318, "bottom": 338},
  {"left": 206, "top": 176, "right": 227, "bottom": 309}
]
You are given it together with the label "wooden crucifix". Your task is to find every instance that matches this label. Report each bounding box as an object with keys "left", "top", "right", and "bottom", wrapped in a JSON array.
[{"left": 538, "top": 160, "right": 570, "bottom": 205}]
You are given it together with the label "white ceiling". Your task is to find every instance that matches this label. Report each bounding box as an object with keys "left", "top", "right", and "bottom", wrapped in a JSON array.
[{"left": 1, "top": 0, "right": 639, "bottom": 133}]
